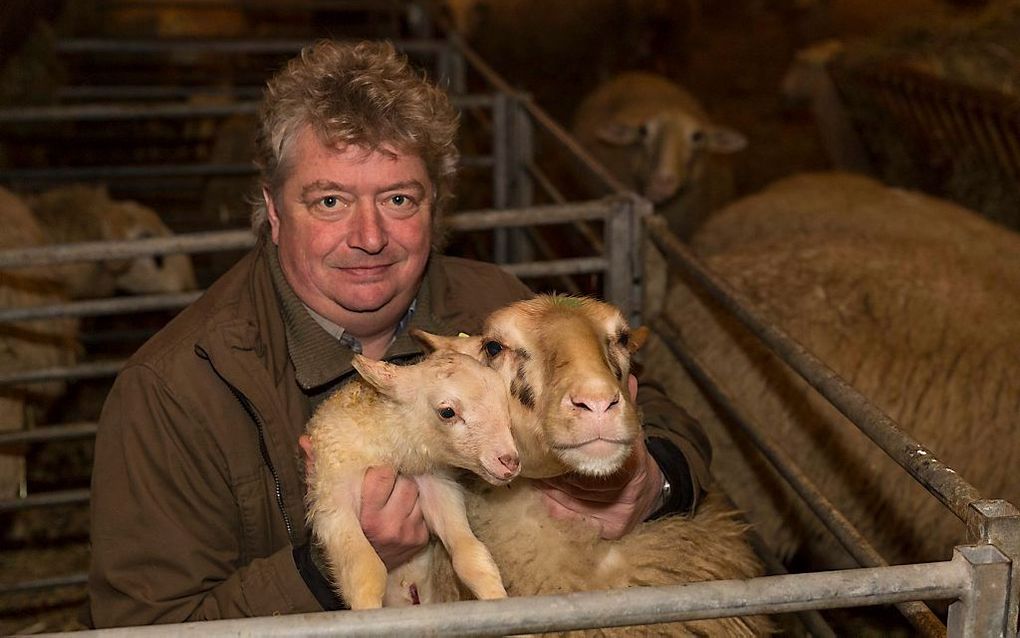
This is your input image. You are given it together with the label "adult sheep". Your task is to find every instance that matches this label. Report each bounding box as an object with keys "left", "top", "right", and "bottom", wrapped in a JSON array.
[
  {"left": 0, "top": 186, "right": 78, "bottom": 498},
  {"left": 640, "top": 171, "right": 1020, "bottom": 572},
  {"left": 305, "top": 334, "right": 519, "bottom": 610},
  {"left": 26, "top": 184, "right": 197, "bottom": 298},
  {"left": 571, "top": 71, "right": 747, "bottom": 240},
  {"left": 434, "top": 295, "right": 773, "bottom": 636}
]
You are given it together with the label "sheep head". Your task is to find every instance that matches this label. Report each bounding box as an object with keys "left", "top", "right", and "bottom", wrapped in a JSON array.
[
  {"left": 421, "top": 297, "right": 648, "bottom": 479},
  {"left": 352, "top": 344, "right": 520, "bottom": 486}
]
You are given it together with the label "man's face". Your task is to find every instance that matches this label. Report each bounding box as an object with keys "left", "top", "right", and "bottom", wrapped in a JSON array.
[{"left": 265, "top": 126, "right": 433, "bottom": 336}]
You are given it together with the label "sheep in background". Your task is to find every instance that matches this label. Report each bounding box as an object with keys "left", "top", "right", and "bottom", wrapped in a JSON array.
[
  {"left": 641, "top": 171, "right": 1020, "bottom": 571},
  {"left": 572, "top": 72, "right": 747, "bottom": 240},
  {"left": 26, "top": 184, "right": 197, "bottom": 298},
  {"left": 432, "top": 295, "right": 773, "bottom": 636},
  {"left": 305, "top": 332, "right": 520, "bottom": 610},
  {"left": 0, "top": 186, "right": 78, "bottom": 499},
  {"left": 781, "top": 39, "right": 873, "bottom": 174}
]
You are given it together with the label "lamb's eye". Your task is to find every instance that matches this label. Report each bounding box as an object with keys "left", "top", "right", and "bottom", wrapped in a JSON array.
[
  {"left": 438, "top": 406, "right": 456, "bottom": 420},
  {"left": 619, "top": 332, "right": 630, "bottom": 347},
  {"left": 483, "top": 340, "right": 503, "bottom": 357}
]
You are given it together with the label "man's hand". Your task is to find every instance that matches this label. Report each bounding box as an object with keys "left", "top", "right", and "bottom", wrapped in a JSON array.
[
  {"left": 298, "top": 435, "right": 429, "bottom": 571},
  {"left": 359, "top": 466, "right": 430, "bottom": 570},
  {"left": 538, "top": 437, "right": 664, "bottom": 540},
  {"left": 536, "top": 373, "right": 665, "bottom": 540}
]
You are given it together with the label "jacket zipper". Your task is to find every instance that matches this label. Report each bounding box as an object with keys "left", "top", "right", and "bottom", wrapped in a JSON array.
[{"left": 227, "top": 383, "right": 295, "bottom": 543}]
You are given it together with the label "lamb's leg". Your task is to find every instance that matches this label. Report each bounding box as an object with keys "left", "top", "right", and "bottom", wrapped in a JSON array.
[
  {"left": 416, "top": 474, "right": 507, "bottom": 600},
  {"left": 311, "top": 500, "right": 388, "bottom": 609}
]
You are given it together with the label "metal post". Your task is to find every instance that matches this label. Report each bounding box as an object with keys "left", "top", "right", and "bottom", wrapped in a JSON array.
[
  {"left": 605, "top": 196, "right": 636, "bottom": 322},
  {"left": 490, "top": 92, "right": 510, "bottom": 263},
  {"left": 970, "top": 500, "right": 1020, "bottom": 635},
  {"left": 947, "top": 545, "right": 1012, "bottom": 637}
]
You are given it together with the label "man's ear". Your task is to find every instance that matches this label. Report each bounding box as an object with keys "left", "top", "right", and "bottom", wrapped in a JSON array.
[{"left": 263, "top": 186, "right": 281, "bottom": 244}]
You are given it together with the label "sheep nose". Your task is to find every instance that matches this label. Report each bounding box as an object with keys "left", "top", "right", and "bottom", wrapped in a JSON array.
[
  {"left": 646, "top": 173, "right": 680, "bottom": 203},
  {"left": 569, "top": 391, "right": 621, "bottom": 414},
  {"left": 498, "top": 453, "right": 519, "bottom": 474}
]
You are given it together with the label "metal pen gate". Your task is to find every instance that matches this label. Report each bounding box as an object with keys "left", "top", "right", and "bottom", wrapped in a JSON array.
[{"left": 0, "top": 3, "right": 1017, "bottom": 635}]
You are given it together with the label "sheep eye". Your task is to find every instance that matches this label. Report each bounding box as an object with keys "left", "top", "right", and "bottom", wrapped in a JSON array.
[
  {"left": 691, "top": 130, "right": 706, "bottom": 145},
  {"left": 437, "top": 406, "right": 456, "bottom": 420},
  {"left": 619, "top": 332, "right": 629, "bottom": 347},
  {"left": 483, "top": 340, "right": 503, "bottom": 357}
]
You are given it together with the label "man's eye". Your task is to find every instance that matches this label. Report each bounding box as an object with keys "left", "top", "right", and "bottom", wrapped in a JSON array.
[
  {"left": 391, "top": 195, "right": 407, "bottom": 206},
  {"left": 321, "top": 196, "right": 339, "bottom": 208}
]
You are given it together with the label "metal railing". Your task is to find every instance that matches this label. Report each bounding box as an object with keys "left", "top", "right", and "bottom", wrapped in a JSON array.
[{"left": 644, "top": 214, "right": 1020, "bottom": 636}]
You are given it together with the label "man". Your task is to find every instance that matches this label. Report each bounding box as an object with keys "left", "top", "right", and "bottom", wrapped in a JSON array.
[{"left": 87, "top": 39, "right": 711, "bottom": 627}]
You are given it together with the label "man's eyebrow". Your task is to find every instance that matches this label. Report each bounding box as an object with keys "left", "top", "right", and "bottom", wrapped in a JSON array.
[
  {"left": 300, "top": 180, "right": 345, "bottom": 198},
  {"left": 381, "top": 180, "right": 427, "bottom": 193}
]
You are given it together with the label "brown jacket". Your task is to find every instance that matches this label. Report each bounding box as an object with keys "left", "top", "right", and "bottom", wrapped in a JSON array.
[{"left": 87, "top": 233, "right": 710, "bottom": 627}]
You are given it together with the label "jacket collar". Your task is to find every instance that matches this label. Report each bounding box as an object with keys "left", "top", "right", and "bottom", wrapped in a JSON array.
[{"left": 267, "top": 243, "right": 454, "bottom": 395}]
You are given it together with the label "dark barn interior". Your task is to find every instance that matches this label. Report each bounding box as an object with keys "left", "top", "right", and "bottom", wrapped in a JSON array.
[{"left": 1, "top": 0, "right": 1018, "bottom": 635}]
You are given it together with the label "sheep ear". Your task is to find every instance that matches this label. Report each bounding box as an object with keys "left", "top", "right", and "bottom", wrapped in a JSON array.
[
  {"left": 351, "top": 355, "right": 402, "bottom": 397},
  {"left": 629, "top": 326, "right": 650, "bottom": 354},
  {"left": 410, "top": 329, "right": 451, "bottom": 353},
  {"left": 410, "top": 329, "right": 483, "bottom": 358},
  {"left": 596, "top": 120, "right": 641, "bottom": 146},
  {"left": 704, "top": 126, "right": 747, "bottom": 154}
]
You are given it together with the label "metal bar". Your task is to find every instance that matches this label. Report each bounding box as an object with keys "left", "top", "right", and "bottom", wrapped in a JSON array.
[
  {"left": 55, "top": 37, "right": 448, "bottom": 56},
  {"left": 0, "top": 361, "right": 124, "bottom": 386},
  {"left": 0, "top": 292, "right": 201, "bottom": 323},
  {"left": 652, "top": 315, "right": 947, "bottom": 636},
  {"left": 491, "top": 91, "right": 510, "bottom": 262},
  {"left": 0, "top": 157, "right": 490, "bottom": 182},
  {"left": 0, "top": 230, "right": 255, "bottom": 268},
  {"left": 0, "top": 422, "right": 97, "bottom": 446},
  {"left": 29, "top": 559, "right": 970, "bottom": 637},
  {"left": 0, "top": 488, "right": 89, "bottom": 513},
  {"left": 445, "top": 199, "right": 613, "bottom": 231},
  {"left": 0, "top": 164, "right": 256, "bottom": 182},
  {"left": 0, "top": 93, "right": 492, "bottom": 123},
  {"left": 501, "top": 257, "right": 606, "bottom": 279},
  {"left": 56, "top": 85, "right": 263, "bottom": 101},
  {"left": 0, "top": 102, "right": 259, "bottom": 123},
  {"left": 0, "top": 572, "right": 87, "bottom": 595},
  {"left": 605, "top": 196, "right": 636, "bottom": 322},
  {"left": 645, "top": 215, "right": 988, "bottom": 533}
]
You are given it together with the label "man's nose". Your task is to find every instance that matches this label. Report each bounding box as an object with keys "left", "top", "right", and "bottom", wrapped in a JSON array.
[{"left": 347, "top": 201, "right": 387, "bottom": 253}]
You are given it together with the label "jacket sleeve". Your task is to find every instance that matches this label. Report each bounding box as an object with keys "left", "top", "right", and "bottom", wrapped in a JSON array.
[
  {"left": 636, "top": 376, "right": 713, "bottom": 516},
  {"left": 88, "top": 364, "right": 323, "bottom": 627}
]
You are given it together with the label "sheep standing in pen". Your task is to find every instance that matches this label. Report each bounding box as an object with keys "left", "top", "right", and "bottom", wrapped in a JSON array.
[
  {"left": 571, "top": 72, "right": 747, "bottom": 240},
  {"left": 640, "top": 171, "right": 1020, "bottom": 574},
  {"left": 429, "top": 295, "right": 773, "bottom": 636},
  {"left": 25, "top": 183, "right": 197, "bottom": 298},
  {"left": 0, "top": 186, "right": 78, "bottom": 499},
  {"left": 304, "top": 331, "right": 521, "bottom": 610}
]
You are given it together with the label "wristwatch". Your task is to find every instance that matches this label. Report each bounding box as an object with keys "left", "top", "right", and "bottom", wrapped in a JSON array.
[{"left": 653, "top": 471, "right": 672, "bottom": 516}]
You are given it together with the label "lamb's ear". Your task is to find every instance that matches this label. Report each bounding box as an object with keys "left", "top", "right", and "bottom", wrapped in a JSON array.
[
  {"left": 410, "top": 329, "right": 483, "bottom": 358},
  {"left": 351, "top": 355, "right": 402, "bottom": 397},
  {"left": 409, "top": 329, "right": 452, "bottom": 353},
  {"left": 629, "top": 326, "right": 650, "bottom": 354}
]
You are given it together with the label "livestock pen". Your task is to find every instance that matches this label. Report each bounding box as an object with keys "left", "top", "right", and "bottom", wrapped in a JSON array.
[{"left": 0, "top": 3, "right": 1018, "bottom": 636}]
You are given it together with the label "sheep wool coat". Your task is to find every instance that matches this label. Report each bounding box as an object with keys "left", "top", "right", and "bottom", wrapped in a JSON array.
[{"left": 87, "top": 231, "right": 710, "bottom": 627}]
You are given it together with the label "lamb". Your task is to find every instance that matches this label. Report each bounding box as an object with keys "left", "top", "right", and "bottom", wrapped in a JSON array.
[
  {"left": 640, "top": 171, "right": 1020, "bottom": 572},
  {"left": 0, "top": 186, "right": 78, "bottom": 499},
  {"left": 303, "top": 331, "right": 521, "bottom": 610},
  {"left": 25, "top": 184, "right": 197, "bottom": 298},
  {"left": 571, "top": 72, "right": 747, "bottom": 240},
  {"left": 431, "top": 295, "right": 773, "bottom": 636}
]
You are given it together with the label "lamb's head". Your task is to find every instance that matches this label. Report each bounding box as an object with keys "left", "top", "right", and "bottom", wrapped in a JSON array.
[
  {"left": 351, "top": 341, "right": 520, "bottom": 486},
  {"left": 595, "top": 109, "right": 746, "bottom": 204},
  {"left": 434, "top": 296, "right": 648, "bottom": 479}
]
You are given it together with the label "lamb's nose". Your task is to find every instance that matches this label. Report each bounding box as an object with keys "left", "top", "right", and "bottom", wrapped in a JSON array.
[{"left": 498, "top": 453, "right": 519, "bottom": 474}]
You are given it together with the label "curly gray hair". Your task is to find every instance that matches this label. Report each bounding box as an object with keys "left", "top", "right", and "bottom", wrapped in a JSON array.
[{"left": 251, "top": 40, "right": 460, "bottom": 246}]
